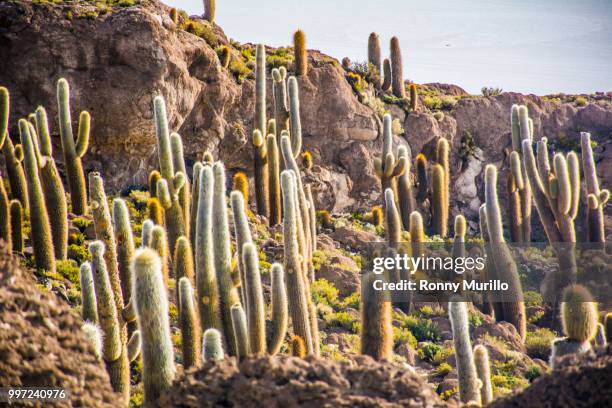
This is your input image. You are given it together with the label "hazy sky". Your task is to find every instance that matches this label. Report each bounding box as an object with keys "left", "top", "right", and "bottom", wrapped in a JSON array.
[{"left": 165, "top": 0, "right": 612, "bottom": 95}]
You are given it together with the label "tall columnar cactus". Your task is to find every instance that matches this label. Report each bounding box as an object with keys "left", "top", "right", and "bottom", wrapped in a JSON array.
[
  {"left": 141, "top": 219, "right": 154, "bottom": 248},
  {"left": 230, "top": 304, "right": 250, "bottom": 360},
  {"left": 153, "top": 95, "right": 186, "bottom": 253},
  {"left": 147, "top": 197, "right": 165, "bottom": 226},
  {"left": 507, "top": 151, "right": 524, "bottom": 242},
  {"left": 149, "top": 170, "right": 162, "bottom": 198},
  {"left": 452, "top": 215, "right": 467, "bottom": 264},
  {"left": 409, "top": 84, "right": 418, "bottom": 111},
  {"left": 255, "top": 44, "right": 267, "bottom": 138},
  {"left": 56, "top": 78, "right": 89, "bottom": 215},
  {"left": 252, "top": 129, "right": 270, "bottom": 220},
  {"left": 449, "top": 301, "right": 481, "bottom": 405},
  {"left": 89, "top": 241, "right": 131, "bottom": 400},
  {"left": 368, "top": 32, "right": 382, "bottom": 73},
  {"left": 374, "top": 114, "right": 407, "bottom": 206},
  {"left": 149, "top": 225, "right": 169, "bottom": 285},
  {"left": 132, "top": 248, "right": 176, "bottom": 404},
  {"left": 195, "top": 165, "right": 221, "bottom": 333},
  {"left": 9, "top": 200, "right": 23, "bottom": 253},
  {"left": 484, "top": 165, "right": 526, "bottom": 340},
  {"left": 415, "top": 153, "right": 428, "bottom": 204},
  {"left": 267, "top": 134, "right": 282, "bottom": 225},
  {"left": 431, "top": 164, "right": 448, "bottom": 238},
  {"left": 384, "top": 188, "right": 402, "bottom": 243},
  {"left": 390, "top": 36, "right": 405, "bottom": 98},
  {"left": 268, "top": 263, "right": 289, "bottom": 355},
  {"left": 112, "top": 199, "right": 135, "bottom": 305},
  {"left": 294, "top": 30, "right": 308, "bottom": 76},
  {"left": 32, "top": 109, "right": 67, "bottom": 259},
  {"left": 242, "top": 243, "right": 266, "bottom": 354},
  {"left": 409, "top": 211, "right": 426, "bottom": 257},
  {"left": 287, "top": 77, "right": 303, "bottom": 159},
  {"left": 178, "top": 277, "right": 201, "bottom": 369},
  {"left": 171, "top": 132, "right": 191, "bottom": 239},
  {"left": 0, "top": 87, "right": 28, "bottom": 210},
  {"left": 478, "top": 204, "right": 494, "bottom": 317},
  {"left": 212, "top": 162, "right": 242, "bottom": 355},
  {"left": 203, "top": 328, "right": 225, "bottom": 361},
  {"left": 436, "top": 137, "right": 450, "bottom": 218},
  {"left": 305, "top": 184, "right": 317, "bottom": 254},
  {"left": 232, "top": 171, "right": 249, "bottom": 208},
  {"left": 551, "top": 285, "right": 598, "bottom": 368},
  {"left": 581, "top": 132, "right": 608, "bottom": 243},
  {"left": 80, "top": 261, "right": 99, "bottom": 324},
  {"left": 190, "top": 162, "right": 203, "bottom": 250},
  {"left": 382, "top": 58, "right": 392, "bottom": 92},
  {"left": 473, "top": 344, "right": 493, "bottom": 405},
  {"left": 174, "top": 236, "right": 195, "bottom": 301},
  {"left": 360, "top": 259, "right": 393, "bottom": 360},
  {"left": 397, "top": 145, "right": 416, "bottom": 230},
  {"left": 230, "top": 191, "right": 253, "bottom": 308},
  {"left": 0, "top": 179, "right": 10, "bottom": 252},
  {"left": 281, "top": 170, "right": 314, "bottom": 354},
  {"left": 510, "top": 105, "right": 532, "bottom": 242},
  {"left": 203, "top": 0, "right": 215, "bottom": 22},
  {"left": 18, "top": 119, "right": 55, "bottom": 272},
  {"left": 272, "top": 67, "right": 289, "bottom": 133}
]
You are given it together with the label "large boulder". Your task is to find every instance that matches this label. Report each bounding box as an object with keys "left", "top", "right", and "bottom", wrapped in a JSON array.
[
  {"left": 0, "top": 242, "right": 119, "bottom": 407},
  {"left": 156, "top": 354, "right": 449, "bottom": 407}
]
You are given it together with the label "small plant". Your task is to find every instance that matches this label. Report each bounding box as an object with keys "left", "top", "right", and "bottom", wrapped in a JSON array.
[
  {"left": 481, "top": 87, "right": 503, "bottom": 97},
  {"left": 525, "top": 328, "right": 556, "bottom": 360},
  {"left": 574, "top": 96, "right": 588, "bottom": 107}
]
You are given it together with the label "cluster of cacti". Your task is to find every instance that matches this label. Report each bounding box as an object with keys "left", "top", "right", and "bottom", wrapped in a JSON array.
[
  {"left": 550, "top": 285, "right": 599, "bottom": 368},
  {"left": 449, "top": 301, "right": 481, "bottom": 405},
  {"left": 482, "top": 165, "right": 526, "bottom": 341},
  {"left": 374, "top": 114, "right": 407, "bottom": 208}
]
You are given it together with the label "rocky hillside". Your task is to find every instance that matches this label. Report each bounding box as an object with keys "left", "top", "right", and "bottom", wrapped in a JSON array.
[{"left": 1, "top": 0, "right": 611, "bottom": 225}]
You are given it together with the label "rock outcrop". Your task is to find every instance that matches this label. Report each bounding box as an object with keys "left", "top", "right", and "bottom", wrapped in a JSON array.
[{"left": 1, "top": 0, "right": 611, "bottom": 226}]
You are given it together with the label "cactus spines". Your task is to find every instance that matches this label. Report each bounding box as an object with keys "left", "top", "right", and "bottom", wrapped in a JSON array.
[
  {"left": 149, "top": 225, "right": 169, "bottom": 285},
  {"left": 561, "top": 285, "right": 598, "bottom": 343},
  {"left": 132, "top": 248, "right": 176, "bottom": 403},
  {"left": 203, "top": 0, "right": 215, "bottom": 22},
  {"left": 189, "top": 162, "right": 203, "bottom": 249},
  {"left": 89, "top": 241, "right": 129, "bottom": 399},
  {"left": 449, "top": 301, "right": 481, "bottom": 405},
  {"left": 141, "top": 219, "right": 154, "bottom": 248},
  {"left": 255, "top": 43, "right": 267, "bottom": 135},
  {"left": 390, "top": 36, "right": 405, "bottom": 98},
  {"left": 147, "top": 197, "right": 165, "bottom": 226},
  {"left": 153, "top": 95, "right": 185, "bottom": 253},
  {"left": 19, "top": 119, "right": 55, "bottom": 272},
  {"left": 484, "top": 165, "right": 526, "bottom": 340},
  {"left": 272, "top": 67, "right": 289, "bottom": 133},
  {"left": 149, "top": 170, "right": 162, "bottom": 197},
  {"left": 409, "top": 84, "right": 418, "bottom": 111},
  {"left": 432, "top": 164, "right": 448, "bottom": 238},
  {"left": 178, "top": 277, "right": 201, "bottom": 368},
  {"left": 195, "top": 165, "right": 221, "bottom": 333},
  {"left": 82, "top": 322, "right": 103, "bottom": 359},
  {"left": 232, "top": 171, "right": 249, "bottom": 208},
  {"left": 56, "top": 78, "right": 88, "bottom": 215},
  {"left": 581, "top": 132, "right": 607, "bottom": 243},
  {"left": 80, "top": 261, "right": 99, "bottom": 324},
  {"left": 9, "top": 200, "right": 22, "bottom": 253},
  {"left": 287, "top": 76, "right": 303, "bottom": 158},
  {"left": 241, "top": 243, "right": 266, "bottom": 354},
  {"left": 174, "top": 236, "right": 195, "bottom": 299},
  {"left": 291, "top": 335, "right": 306, "bottom": 358},
  {"left": 112, "top": 199, "right": 135, "bottom": 306},
  {"left": 382, "top": 58, "right": 392, "bottom": 92},
  {"left": 213, "top": 162, "right": 242, "bottom": 355},
  {"left": 0, "top": 179, "right": 10, "bottom": 252},
  {"left": 281, "top": 170, "right": 314, "bottom": 354},
  {"left": 510, "top": 105, "right": 533, "bottom": 242},
  {"left": 368, "top": 32, "right": 381, "bottom": 72},
  {"left": 473, "top": 344, "right": 493, "bottom": 405},
  {"left": 507, "top": 151, "right": 524, "bottom": 242},
  {"left": 384, "top": 188, "right": 402, "bottom": 243},
  {"left": 252, "top": 129, "right": 270, "bottom": 219},
  {"left": 268, "top": 263, "right": 288, "bottom": 355},
  {"left": 267, "top": 134, "right": 282, "bottom": 225},
  {"left": 230, "top": 304, "right": 250, "bottom": 360},
  {"left": 230, "top": 190, "right": 253, "bottom": 307},
  {"left": 203, "top": 328, "right": 224, "bottom": 361},
  {"left": 293, "top": 29, "right": 307, "bottom": 76},
  {"left": 397, "top": 145, "right": 416, "bottom": 229},
  {"left": 171, "top": 132, "right": 191, "bottom": 238}
]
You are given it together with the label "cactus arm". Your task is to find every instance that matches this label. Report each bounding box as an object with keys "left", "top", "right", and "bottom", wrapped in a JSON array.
[
  {"left": 288, "top": 76, "right": 302, "bottom": 157},
  {"left": 267, "top": 134, "right": 282, "bottom": 226},
  {"left": 268, "top": 263, "right": 288, "bottom": 355},
  {"left": 231, "top": 191, "right": 253, "bottom": 309},
  {"left": 127, "top": 330, "right": 141, "bottom": 363},
  {"left": 178, "top": 277, "right": 201, "bottom": 368},
  {"left": 567, "top": 152, "right": 580, "bottom": 220},
  {"left": 75, "top": 111, "right": 90, "bottom": 158},
  {"left": 242, "top": 243, "right": 266, "bottom": 354},
  {"left": 113, "top": 199, "right": 135, "bottom": 307},
  {"left": 0, "top": 87, "right": 8, "bottom": 149},
  {"left": 474, "top": 344, "right": 493, "bottom": 405},
  {"left": 230, "top": 304, "right": 250, "bottom": 360},
  {"left": 80, "top": 262, "right": 99, "bottom": 324},
  {"left": 34, "top": 106, "right": 53, "bottom": 156}
]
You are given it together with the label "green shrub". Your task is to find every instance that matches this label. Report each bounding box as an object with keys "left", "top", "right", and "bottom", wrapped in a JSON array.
[
  {"left": 341, "top": 291, "right": 360, "bottom": 309},
  {"left": 68, "top": 244, "right": 90, "bottom": 264},
  {"left": 418, "top": 342, "right": 451, "bottom": 365},
  {"left": 393, "top": 326, "right": 418, "bottom": 349},
  {"left": 482, "top": 87, "right": 503, "bottom": 97},
  {"left": 326, "top": 311, "right": 358, "bottom": 332},
  {"left": 55, "top": 259, "right": 81, "bottom": 287},
  {"left": 436, "top": 362, "right": 452, "bottom": 376},
  {"left": 312, "top": 279, "right": 339, "bottom": 307},
  {"left": 524, "top": 365, "right": 542, "bottom": 382},
  {"left": 574, "top": 96, "right": 588, "bottom": 107},
  {"left": 72, "top": 216, "right": 92, "bottom": 232},
  {"left": 524, "top": 291, "right": 543, "bottom": 307},
  {"left": 525, "top": 328, "right": 556, "bottom": 360}
]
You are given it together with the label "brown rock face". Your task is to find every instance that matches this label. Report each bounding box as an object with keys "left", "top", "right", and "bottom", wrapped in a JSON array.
[
  {"left": 156, "top": 354, "right": 449, "bottom": 407},
  {"left": 1, "top": 1, "right": 611, "bottom": 220},
  {"left": 0, "top": 242, "right": 119, "bottom": 407},
  {"left": 490, "top": 345, "right": 612, "bottom": 408}
]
